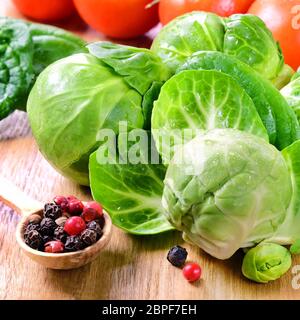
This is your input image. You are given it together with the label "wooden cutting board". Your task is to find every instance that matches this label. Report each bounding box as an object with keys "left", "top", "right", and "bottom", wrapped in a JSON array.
[{"left": 1, "top": 0, "right": 300, "bottom": 300}]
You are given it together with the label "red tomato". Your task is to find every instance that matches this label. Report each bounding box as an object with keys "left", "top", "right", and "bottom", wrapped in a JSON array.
[
  {"left": 159, "top": 0, "right": 255, "bottom": 25},
  {"left": 73, "top": 0, "right": 159, "bottom": 39},
  {"left": 249, "top": 0, "right": 300, "bottom": 70},
  {"left": 12, "top": 0, "right": 76, "bottom": 22}
]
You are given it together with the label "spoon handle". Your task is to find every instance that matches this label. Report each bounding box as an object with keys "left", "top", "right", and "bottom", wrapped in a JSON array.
[{"left": 0, "top": 176, "right": 42, "bottom": 217}]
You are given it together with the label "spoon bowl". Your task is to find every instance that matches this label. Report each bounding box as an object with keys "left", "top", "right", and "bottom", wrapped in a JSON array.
[{"left": 0, "top": 177, "right": 112, "bottom": 270}]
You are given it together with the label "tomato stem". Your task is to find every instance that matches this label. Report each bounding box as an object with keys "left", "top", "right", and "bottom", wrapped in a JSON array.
[{"left": 145, "top": 0, "right": 160, "bottom": 9}]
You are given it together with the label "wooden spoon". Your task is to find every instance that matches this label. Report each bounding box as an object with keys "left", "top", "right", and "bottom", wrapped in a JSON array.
[{"left": 0, "top": 177, "right": 112, "bottom": 270}]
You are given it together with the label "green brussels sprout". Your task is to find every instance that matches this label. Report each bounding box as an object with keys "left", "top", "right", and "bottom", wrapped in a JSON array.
[
  {"left": 242, "top": 243, "right": 292, "bottom": 283},
  {"left": 223, "top": 14, "right": 283, "bottom": 81},
  {"left": 162, "top": 129, "right": 292, "bottom": 259},
  {"left": 151, "top": 12, "right": 284, "bottom": 82},
  {"left": 27, "top": 42, "right": 170, "bottom": 185},
  {"left": 151, "top": 12, "right": 225, "bottom": 74},
  {"left": 152, "top": 69, "right": 268, "bottom": 162}
]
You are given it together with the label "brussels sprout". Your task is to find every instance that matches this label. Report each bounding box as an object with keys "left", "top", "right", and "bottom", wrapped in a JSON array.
[
  {"left": 151, "top": 12, "right": 284, "bottom": 81},
  {"left": 27, "top": 43, "right": 169, "bottom": 185},
  {"left": 162, "top": 129, "right": 292, "bottom": 259},
  {"left": 152, "top": 69, "right": 268, "bottom": 162},
  {"left": 179, "top": 51, "right": 300, "bottom": 150},
  {"left": 89, "top": 130, "right": 173, "bottom": 235},
  {"left": 242, "top": 244, "right": 292, "bottom": 283},
  {"left": 281, "top": 72, "right": 300, "bottom": 123},
  {"left": 151, "top": 12, "right": 225, "bottom": 74},
  {"left": 223, "top": 14, "right": 283, "bottom": 81}
]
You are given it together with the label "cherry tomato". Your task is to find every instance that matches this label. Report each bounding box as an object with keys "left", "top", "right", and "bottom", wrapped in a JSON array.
[
  {"left": 159, "top": 0, "right": 255, "bottom": 25},
  {"left": 12, "top": 0, "right": 76, "bottom": 22},
  {"left": 249, "top": 0, "right": 300, "bottom": 70},
  {"left": 73, "top": 0, "right": 159, "bottom": 39}
]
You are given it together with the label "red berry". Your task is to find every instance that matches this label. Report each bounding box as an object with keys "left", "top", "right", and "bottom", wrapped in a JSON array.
[
  {"left": 182, "top": 263, "right": 202, "bottom": 282},
  {"left": 67, "top": 195, "right": 79, "bottom": 201},
  {"left": 82, "top": 201, "right": 103, "bottom": 222},
  {"left": 64, "top": 216, "right": 86, "bottom": 236},
  {"left": 68, "top": 199, "right": 84, "bottom": 216},
  {"left": 53, "top": 195, "right": 68, "bottom": 211},
  {"left": 44, "top": 240, "right": 64, "bottom": 253}
]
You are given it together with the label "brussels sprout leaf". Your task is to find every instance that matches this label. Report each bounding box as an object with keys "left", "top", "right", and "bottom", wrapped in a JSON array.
[
  {"left": 87, "top": 42, "right": 171, "bottom": 95},
  {"left": 268, "top": 140, "right": 300, "bottom": 245},
  {"left": 180, "top": 51, "right": 300, "bottom": 149},
  {"left": 281, "top": 74, "right": 300, "bottom": 124},
  {"left": 152, "top": 69, "right": 268, "bottom": 162},
  {"left": 89, "top": 131, "right": 173, "bottom": 235}
]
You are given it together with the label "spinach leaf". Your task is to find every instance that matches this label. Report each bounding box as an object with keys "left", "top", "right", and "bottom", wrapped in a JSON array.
[{"left": 0, "top": 18, "right": 34, "bottom": 118}]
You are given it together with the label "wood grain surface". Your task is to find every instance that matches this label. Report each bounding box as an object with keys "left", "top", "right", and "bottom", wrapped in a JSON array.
[{"left": 1, "top": 0, "right": 300, "bottom": 300}]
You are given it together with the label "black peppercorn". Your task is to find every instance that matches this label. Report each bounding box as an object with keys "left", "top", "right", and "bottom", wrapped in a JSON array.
[
  {"left": 87, "top": 221, "right": 102, "bottom": 239},
  {"left": 167, "top": 246, "right": 188, "bottom": 268},
  {"left": 95, "top": 216, "right": 105, "bottom": 229},
  {"left": 24, "top": 222, "right": 40, "bottom": 238},
  {"left": 54, "top": 226, "right": 67, "bottom": 243},
  {"left": 40, "top": 218, "right": 57, "bottom": 236},
  {"left": 25, "top": 230, "right": 43, "bottom": 250},
  {"left": 42, "top": 235, "right": 53, "bottom": 245},
  {"left": 65, "top": 236, "right": 85, "bottom": 252},
  {"left": 44, "top": 203, "right": 62, "bottom": 220},
  {"left": 80, "top": 229, "right": 98, "bottom": 246}
]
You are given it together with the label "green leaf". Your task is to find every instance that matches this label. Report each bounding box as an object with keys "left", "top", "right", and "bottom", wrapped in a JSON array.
[
  {"left": 267, "top": 140, "right": 300, "bottom": 245},
  {"left": 89, "top": 131, "right": 173, "bottom": 235},
  {"left": 87, "top": 42, "right": 171, "bottom": 95},
  {"left": 179, "top": 51, "right": 300, "bottom": 150},
  {"left": 152, "top": 69, "right": 268, "bottom": 162},
  {"left": 0, "top": 17, "right": 86, "bottom": 119},
  {"left": 142, "top": 81, "right": 163, "bottom": 130},
  {"left": 0, "top": 17, "right": 34, "bottom": 118},
  {"left": 281, "top": 74, "right": 300, "bottom": 124}
]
